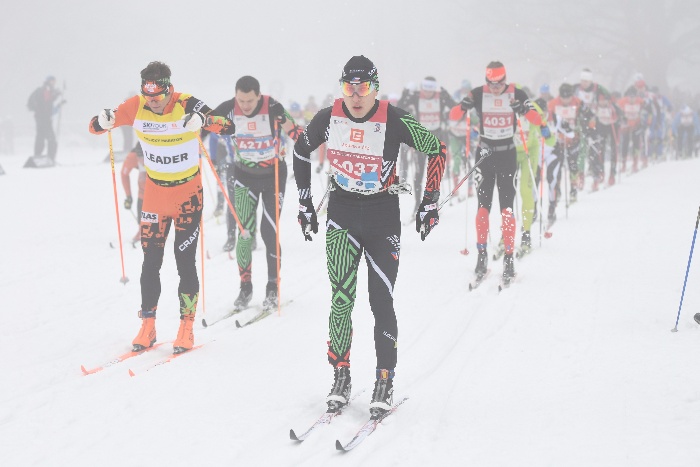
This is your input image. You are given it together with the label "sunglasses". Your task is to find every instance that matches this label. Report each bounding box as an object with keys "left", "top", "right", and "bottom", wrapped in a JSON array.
[
  {"left": 486, "top": 79, "right": 506, "bottom": 89},
  {"left": 341, "top": 81, "right": 374, "bottom": 97},
  {"left": 142, "top": 91, "right": 169, "bottom": 103}
]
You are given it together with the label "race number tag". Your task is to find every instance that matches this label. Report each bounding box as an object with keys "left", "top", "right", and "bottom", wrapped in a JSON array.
[{"left": 328, "top": 149, "right": 382, "bottom": 193}]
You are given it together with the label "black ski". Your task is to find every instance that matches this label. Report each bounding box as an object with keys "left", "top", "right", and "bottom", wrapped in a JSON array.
[{"left": 694, "top": 313, "right": 700, "bottom": 326}]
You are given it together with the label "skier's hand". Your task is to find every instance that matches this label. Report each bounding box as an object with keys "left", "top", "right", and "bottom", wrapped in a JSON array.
[
  {"left": 298, "top": 198, "right": 318, "bottom": 241},
  {"left": 182, "top": 111, "right": 205, "bottom": 132},
  {"left": 510, "top": 99, "right": 525, "bottom": 115},
  {"left": 315, "top": 164, "right": 323, "bottom": 174},
  {"left": 460, "top": 96, "right": 474, "bottom": 112},
  {"left": 540, "top": 125, "right": 551, "bottom": 139},
  {"left": 98, "top": 109, "right": 115, "bottom": 130},
  {"left": 415, "top": 190, "right": 440, "bottom": 241},
  {"left": 124, "top": 196, "right": 133, "bottom": 210}
]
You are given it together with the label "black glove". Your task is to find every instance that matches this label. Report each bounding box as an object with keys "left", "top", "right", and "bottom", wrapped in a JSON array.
[
  {"left": 315, "top": 164, "right": 323, "bottom": 174},
  {"left": 298, "top": 198, "right": 318, "bottom": 241},
  {"left": 510, "top": 99, "right": 525, "bottom": 115},
  {"left": 124, "top": 196, "right": 133, "bottom": 210},
  {"left": 460, "top": 96, "right": 474, "bottom": 112},
  {"left": 415, "top": 190, "right": 440, "bottom": 241}
]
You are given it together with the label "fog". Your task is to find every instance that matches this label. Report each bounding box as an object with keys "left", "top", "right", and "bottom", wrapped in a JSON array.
[{"left": 3, "top": 0, "right": 699, "bottom": 151}]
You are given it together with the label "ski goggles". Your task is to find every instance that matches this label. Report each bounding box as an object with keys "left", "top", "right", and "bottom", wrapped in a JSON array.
[
  {"left": 340, "top": 81, "right": 375, "bottom": 97},
  {"left": 486, "top": 78, "right": 506, "bottom": 90},
  {"left": 142, "top": 92, "right": 169, "bottom": 103}
]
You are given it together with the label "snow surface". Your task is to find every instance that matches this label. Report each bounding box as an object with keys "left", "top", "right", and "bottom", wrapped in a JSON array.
[{"left": 2, "top": 142, "right": 700, "bottom": 467}]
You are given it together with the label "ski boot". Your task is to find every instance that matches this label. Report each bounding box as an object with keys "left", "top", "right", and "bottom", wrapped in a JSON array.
[
  {"left": 517, "top": 231, "right": 531, "bottom": 258},
  {"left": 262, "top": 282, "right": 278, "bottom": 312},
  {"left": 369, "top": 369, "right": 395, "bottom": 419},
  {"left": 608, "top": 174, "right": 616, "bottom": 186},
  {"left": 326, "top": 366, "right": 352, "bottom": 413},
  {"left": 132, "top": 309, "right": 156, "bottom": 351},
  {"left": 475, "top": 248, "right": 488, "bottom": 279},
  {"left": 502, "top": 253, "right": 515, "bottom": 287},
  {"left": 569, "top": 186, "right": 578, "bottom": 203},
  {"left": 234, "top": 282, "right": 253, "bottom": 311},
  {"left": 173, "top": 314, "right": 195, "bottom": 354}
]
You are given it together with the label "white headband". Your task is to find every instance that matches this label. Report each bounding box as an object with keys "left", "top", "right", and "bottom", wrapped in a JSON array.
[{"left": 580, "top": 70, "right": 593, "bottom": 81}]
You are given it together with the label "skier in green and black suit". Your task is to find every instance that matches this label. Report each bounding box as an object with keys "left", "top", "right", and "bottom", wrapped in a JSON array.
[{"left": 293, "top": 55, "right": 446, "bottom": 419}]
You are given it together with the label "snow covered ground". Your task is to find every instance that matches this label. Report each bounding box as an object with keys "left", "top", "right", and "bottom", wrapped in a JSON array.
[{"left": 1, "top": 140, "right": 700, "bottom": 466}]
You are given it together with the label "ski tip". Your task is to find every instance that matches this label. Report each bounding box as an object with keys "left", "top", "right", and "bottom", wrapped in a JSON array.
[
  {"left": 468, "top": 283, "right": 473, "bottom": 292},
  {"left": 497, "top": 284, "right": 503, "bottom": 293},
  {"left": 694, "top": 313, "right": 700, "bottom": 325},
  {"left": 109, "top": 242, "right": 115, "bottom": 249},
  {"left": 289, "top": 429, "right": 300, "bottom": 441},
  {"left": 201, "top": 318, "right": 208, "bottom": 328},
  {"left": 335, "top": 439, "right": 346, "bottom": 451},
  {"left": 235, "top": 320, "right": 243, "bottom": 328},
  {"left": 80, "top": 365, "right": 90, "bottom": 376},
  {"left": 128, "top": 369, "right": 136, "bottom": 377}
]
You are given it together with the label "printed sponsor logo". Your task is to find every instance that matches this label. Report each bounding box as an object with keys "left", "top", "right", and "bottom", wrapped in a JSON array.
[
  {"left": 179, "top": 225, "right": 200, "bottom": 251},
  {"left": 350, "top": 128, "right": 364, "bottom": 143},
  {"left": 141, "top": 136, "right": 184, "bottom": 144},
  {"left": 248, "top": 122, "right": 257, "bottom": 131},
  {"left": 383, "top": 331, "right": 398, "bottom": 348},
  {"left": 494, "top": 98, "right": 503, "bottom": 107},
  {"left": 142, "top": 122, "right": 168, "bottom": 133},
  {"left": 192, "top": 100, "right": 205, "bottom": 113},
  {"left": 145, "top": 152, "right": 189, "bottom": 165},
  {"left": 141, "top": 211, "right": 158, "bottom": 223}
]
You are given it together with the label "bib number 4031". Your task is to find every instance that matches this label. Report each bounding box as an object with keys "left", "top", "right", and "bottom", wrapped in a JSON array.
[{"left": 483, "top": 114, "right": 513, "bottom": 128}]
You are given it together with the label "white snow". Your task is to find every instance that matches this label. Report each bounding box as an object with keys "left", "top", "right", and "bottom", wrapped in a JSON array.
[{"left": 1, "top": 143, "right": 700, "bottom": 466}]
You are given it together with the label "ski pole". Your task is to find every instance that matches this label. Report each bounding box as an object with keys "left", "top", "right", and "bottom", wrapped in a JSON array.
[
  {"left": 197, "top": 135, "right": 250, "bottom": 238},
  {"left": 671, "top": 206, "right": 700, "bottom": 332},
  {"left": 439, "top": 145, "right": 492, "bottom": 210},
  {"left": 539, "top": 136, "right": 545, "bottom": 246},
  {"left": 108, "top": 130, "right": 129, "bottom": 284},
  {"left": 198, "top": 156, "right": 206, "bottom": 320},
  {"left": 460, "top": 113, "right": 471, "bottom": 255},
  {"left": 273, "top": 122, "right": 282, "bottom": 316}
]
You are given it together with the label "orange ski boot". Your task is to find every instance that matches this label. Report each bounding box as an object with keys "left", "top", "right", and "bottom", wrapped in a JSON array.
[
  {"left": 132, "top": 310, "right": 156, "bottom": 351},
  {"left": 173, "top": 315, "right": 195, "bottom": 354}
]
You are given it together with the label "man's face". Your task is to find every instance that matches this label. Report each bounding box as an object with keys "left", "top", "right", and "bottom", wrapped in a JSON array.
[
  {"left": 560, "top": 95, "right": 573, "bottom": 105},
  {"left": 144, "top": 92, "right": 172, "bottom": 114},
  {"left": 487, "top": 80, "right": 506, "bottom": 96},
  {"left": 235, "top": 90, "right": 261, "bottom": 116},
  {"left": 580, "top": 79, "right": 592, "bottom": 91},
  {"left": 341, "top": 81, "right": 378, "bottom": 119}
]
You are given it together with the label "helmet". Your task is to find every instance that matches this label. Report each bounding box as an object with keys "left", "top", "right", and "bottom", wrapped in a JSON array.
[
  {"left": 461, "top": 79, "right": 472, "bottom": 91},
  {"left": 559, "top": 83, "right": 573, "bottom": 99},
  {"left": 539, "top": 84, "right": 550, "bottom": 94},
  {"left": 290, "top": 102, "right": 301, "bottom": 113}
]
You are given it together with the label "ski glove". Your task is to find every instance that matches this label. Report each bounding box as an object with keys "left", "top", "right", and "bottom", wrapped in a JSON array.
[
  {"left": 460, "top": 96, "right": 475, "bottom": 112},
  {"left": 540, "top": 125, "right": 551, "bottom": 139},
  {"left": 182, "top": 111, "right": 205, "bottom": 132},
  {"left": 415, "top": 190, "right": 440, "bottom": 241},
  {"left": 510, "top": 99, "right": 525, "bottom": 115},
  {"left": 98, "top": 109, "right": 115, "bottom": 130},
  {"left": 124, "top": 196, "right": 133, "bottom": 210},
  {"left": 298, "top": 198, "right": 318, "bottom": 241}
]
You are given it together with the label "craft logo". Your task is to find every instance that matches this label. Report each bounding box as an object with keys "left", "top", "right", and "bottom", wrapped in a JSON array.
[
  {"left": 248, "top": 122, "right": 257, "bottom": 131},
  {"left": 350, "top": 128, "right": 364, "bottom": 143},
  {"left": 141, "top": 211, "right": 158, "bottom": 223}
]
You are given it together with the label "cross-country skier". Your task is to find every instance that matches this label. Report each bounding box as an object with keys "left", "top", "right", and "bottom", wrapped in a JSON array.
[
  {"left": 460, "top": 61, "right": 548, "bottom": 285},
  {"left": 293, "top": 55, "right": 446, "bottom": 418},
  {"left": 88, "top": 61, "right": 235, "bottom": 354},
  {"left": 205, "top": 76, "right": 304, "bottom": 313}
]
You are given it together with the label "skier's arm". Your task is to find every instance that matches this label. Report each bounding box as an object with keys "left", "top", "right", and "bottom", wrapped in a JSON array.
[
  {"left": 269, "top": 99, "right": 305, "bottom": 143},
  {"left": 293, "top": 107, "right": 331, "bottom": 197},
  {"left": 180, "top": 96, "right": 235, "bottom": 136},
  {"left": 89, "top": 95, "right": 140, "bottom": 134},
  {"left": 513, "top": 88, "right": 543, "bottom": 126},
  {"left": 391, "top": 106, "right": 446, "bottom": 193}
]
